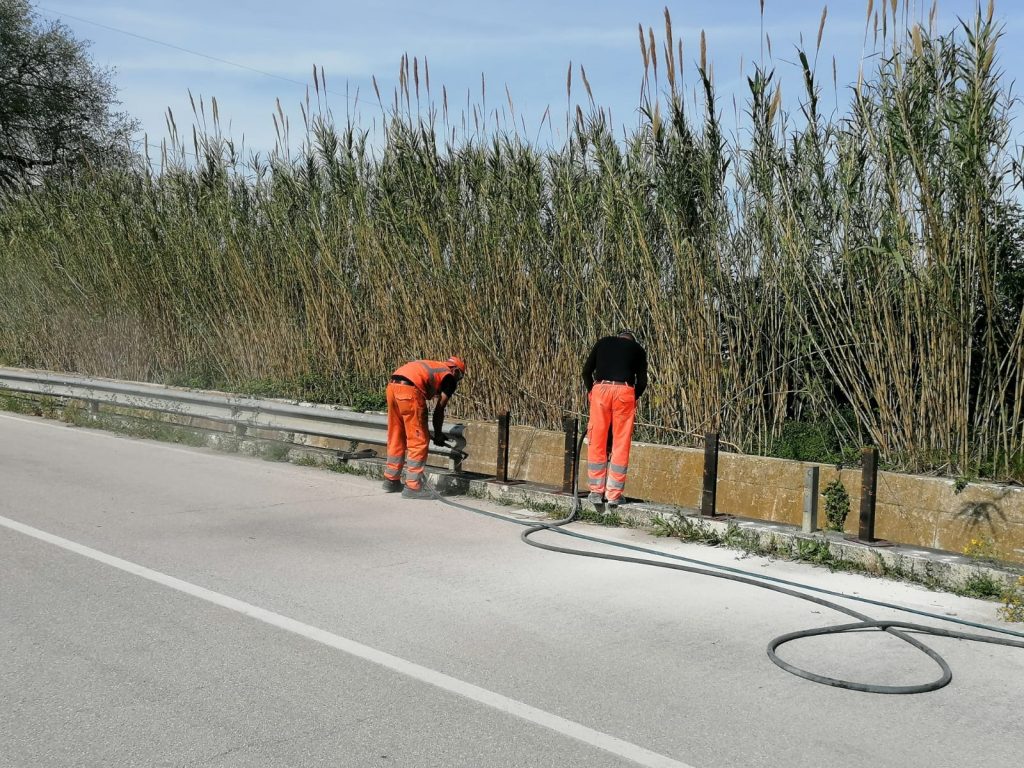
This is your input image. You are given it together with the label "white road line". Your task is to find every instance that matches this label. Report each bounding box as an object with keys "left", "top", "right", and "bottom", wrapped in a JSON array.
[{"left": 0, "top": 513, "right": 697, "bottom": 768}]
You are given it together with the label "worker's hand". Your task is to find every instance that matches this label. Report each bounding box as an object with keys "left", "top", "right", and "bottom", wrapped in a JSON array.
[{"left": 433, "top": 432, "right": 447, "bottom": 447}]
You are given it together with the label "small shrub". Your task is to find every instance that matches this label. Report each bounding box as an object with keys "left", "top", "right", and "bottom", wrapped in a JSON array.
[
  {"left": 722, "top": 522, "right": 759, "bottom": 552},
  {"left": 350, "top": 389, "right": 387, "bottom": 413},
  {"left": 258, "top": 442, "right": 291, "bottom": 462},
  {"left": 237, "top": 378, "right": 286, "bottom": 398},
  {"left": 960, "top": 573, "right": 1004, "bottom": 600},
  {"left": 0, "top": 391, "right": 31, "bottom": 414},
  {"left": 998, "top": 577, "right": 1024, "bottom": 622},
  {"left": 650, "top": 513, "right": 723, "bottom": 545},
  {"left": 795, "top": 537, "right": 836, "bottom": 566},
  {"left": 822, "top": 478, "right": 850, "bottom": 532},
  {"left": 962, "top": 537, "right": 998, "bottom": 561},
  {"left": 768, "top": 412, "right": 859, "bottom": 465}
]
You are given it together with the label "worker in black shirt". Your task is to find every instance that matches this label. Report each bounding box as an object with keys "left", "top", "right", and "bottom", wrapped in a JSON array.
[{"left": 581, "top": 330, "right": 648, "bottom": 509}]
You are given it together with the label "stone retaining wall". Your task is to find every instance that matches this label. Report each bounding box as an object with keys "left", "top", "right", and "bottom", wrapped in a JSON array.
[{"left": 457, "top": 419, "right": 1024, "bottom": 565}]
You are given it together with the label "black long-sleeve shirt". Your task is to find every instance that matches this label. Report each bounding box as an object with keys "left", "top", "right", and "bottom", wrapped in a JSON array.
[{"left": 582, "top": 336, "right": 648, "bottom": 397}]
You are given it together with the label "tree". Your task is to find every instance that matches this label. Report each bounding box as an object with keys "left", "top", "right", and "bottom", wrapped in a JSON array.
[{"left": 0, "top": 0, "right": 137, "bottom": 194}]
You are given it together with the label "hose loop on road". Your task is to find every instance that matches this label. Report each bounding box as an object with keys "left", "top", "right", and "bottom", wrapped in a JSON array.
[{"left": 435, "top": 437, "right": 1024, "bottom": 694}]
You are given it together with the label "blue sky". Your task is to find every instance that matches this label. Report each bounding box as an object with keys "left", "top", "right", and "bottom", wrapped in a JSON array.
[{"left": 34, "top": 1, "right": 1024, "bottom": 161}]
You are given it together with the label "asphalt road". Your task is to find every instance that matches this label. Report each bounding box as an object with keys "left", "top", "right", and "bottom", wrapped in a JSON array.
[{"left": 2, "top": 411, "right": 1022, "bottom": 768}]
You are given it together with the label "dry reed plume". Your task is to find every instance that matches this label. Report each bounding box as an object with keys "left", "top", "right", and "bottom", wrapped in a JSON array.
[{"left": 1, "top": 2, "right": 1021, "bottom": 480}]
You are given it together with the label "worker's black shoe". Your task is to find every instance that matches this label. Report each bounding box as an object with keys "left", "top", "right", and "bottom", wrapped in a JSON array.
[
  {"left": 587, "top": 492, "right": 604, "bottom": 505},
  {"left": 606, "top": 498, "right": 621, "bottom": 510},
  {"left": 381, "top": 478, "right": 403, "bottom": 493},
  {"left": 401, "top": 486, "right": 435, "bottom": 500}
]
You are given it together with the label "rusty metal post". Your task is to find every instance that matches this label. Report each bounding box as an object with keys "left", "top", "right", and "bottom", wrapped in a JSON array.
[
  {"left": 859, "top": 446, "right": 879, "bottom": 542},
  {"left": 561, "top": 416, "right": 579, "bottom": 494},
  {"left": 495, "top": 411, "right": 510, "bottom": 483},
  {"left": 701, "top": 432, "right": 720, "bottom": 518}
]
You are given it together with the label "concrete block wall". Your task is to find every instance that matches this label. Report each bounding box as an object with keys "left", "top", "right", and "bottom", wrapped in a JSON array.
[
  {"left": 456, "top": 417, "right": 1024, "bottom": 565},
  {"left": 460, "top": 421, "right": 568, "bottom": 487}
]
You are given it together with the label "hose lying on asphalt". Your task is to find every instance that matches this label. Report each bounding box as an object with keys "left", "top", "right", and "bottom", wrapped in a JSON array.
[{"left": 433, "top": 439, "right": 1024, "bottom": 694}]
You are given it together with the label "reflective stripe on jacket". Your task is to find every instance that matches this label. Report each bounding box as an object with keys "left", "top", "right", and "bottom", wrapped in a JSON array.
[{"left": 392, "top": 360, "right": 452, "bottom": 399}]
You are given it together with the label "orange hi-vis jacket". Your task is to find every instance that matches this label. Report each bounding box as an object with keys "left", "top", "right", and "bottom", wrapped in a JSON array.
[{"left": 392, "top": 360, "right": 454, "bottom": 399}]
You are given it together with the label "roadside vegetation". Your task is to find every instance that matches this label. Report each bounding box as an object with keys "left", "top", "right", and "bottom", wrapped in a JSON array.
[
  {"left": 650, "top": 510, "right": 1023, "bottom": 615},
  {"left": 1, "top": 2, "right": 1022, "bottom": 482}
]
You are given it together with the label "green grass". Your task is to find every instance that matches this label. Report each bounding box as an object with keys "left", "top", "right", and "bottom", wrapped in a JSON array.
[
  {"left": 960, "top": 573, "right": 1006, "bottom": 600},
  {"left": 256, "top": 442, "right": 291, "bottom": 462},
  {"left": 0, "top": 390, "right": 33, "bottom": 415},
  {"left": 65, "top": 409, "right": 207, "bottom": 448}
]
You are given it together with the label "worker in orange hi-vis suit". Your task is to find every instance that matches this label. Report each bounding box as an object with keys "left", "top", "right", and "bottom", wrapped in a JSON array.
[
  {"left": 382, "top": 356, "right": 466, "bottom": 499},
  {"left": 582, "top": 330, "right": 648, "bottom": 510}
]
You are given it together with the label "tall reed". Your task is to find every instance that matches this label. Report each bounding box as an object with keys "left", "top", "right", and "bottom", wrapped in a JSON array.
[{"left": 1, "top": 2, "right": 1021, "bottom": 479}]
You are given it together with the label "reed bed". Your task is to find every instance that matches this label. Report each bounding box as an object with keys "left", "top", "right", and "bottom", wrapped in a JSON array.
[{"left": 1, "top": 2, "right": 1021, "bottom": 480}]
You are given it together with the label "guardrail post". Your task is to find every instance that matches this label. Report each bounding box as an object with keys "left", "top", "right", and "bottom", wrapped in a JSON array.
[
  {"left": 802, "top": 466, "right": 819, "bottom": 533},
  {"left": 496, "top": 411, "right": 511, "bottom": 483},
  {"left": 561, "top": 415, "right": 579, "bottom": 494},
  {"left": 858, "top": 446, "right": 879, "bottom": 542},
  {"left": 88, "top": 401, "right": 100, "bottom": 416},
  {"left": 701, "top": 432, "right": 719, "bottom": 518}
]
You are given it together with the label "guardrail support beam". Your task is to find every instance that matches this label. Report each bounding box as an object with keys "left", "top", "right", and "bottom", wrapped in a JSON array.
[
  {"left": 495, "top": 411, "right": 511, "bottom": 483},
  {"left": 561, "top": 416, "right": 579, "bottom": 494},
  {"left": 859, "top": 446, "right": 879, "bottom": 543},
  {"left": 701, "top": 432, "right": 720, "bottom": 518}
]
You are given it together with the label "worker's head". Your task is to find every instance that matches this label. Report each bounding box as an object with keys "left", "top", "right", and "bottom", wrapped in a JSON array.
[
  {"left": 617, "top": 329, "right": 637, "bottom": 342},
  {"left": 446, "top": 355, "right": 466, "bottom": 381}
]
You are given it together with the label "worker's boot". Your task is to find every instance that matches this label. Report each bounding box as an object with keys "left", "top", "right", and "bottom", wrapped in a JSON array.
[
  {"left": 587, "top": 492, "right": 604, "bottom": 505},
  {"left": 401, "top": 485, "right": 434, "bottom": 500},
  {"left": 606, "top": 497, "right": 621, "bottom": 511},
  {"left": 381, "top": 478, "right": 403, "bottom": 493}
]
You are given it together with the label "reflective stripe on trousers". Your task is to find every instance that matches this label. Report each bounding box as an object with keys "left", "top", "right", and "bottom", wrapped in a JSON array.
[
  {"left": 385, "top": 382, "right": 430, "bottom": 490},
  {"left": 585, "top": 382, "right": 636, "bottom": 501}
]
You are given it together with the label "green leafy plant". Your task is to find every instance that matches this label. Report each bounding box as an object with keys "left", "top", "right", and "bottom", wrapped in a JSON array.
[
  {"left": 960, "top": 572, "right": 1004, "bottom": 600},
  {"left": 822, "top": 479, "right": 851, "bottom": 532},
  {"left": 350, "top": 389, "right": 387, "bottom": 413},
  {"left": 962, "top": 537, "right": 998, "bottom": 561},
  {"left": 795, "top": 537, "right": 837, "bottom": 566},
  {"left": 999, "top": 577, "right": 1024, "bottom": 622}
]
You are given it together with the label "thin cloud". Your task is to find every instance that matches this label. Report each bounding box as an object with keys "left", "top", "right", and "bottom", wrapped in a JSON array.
[
  {"left": 40, "top": 2, "right": 195, "bottom": 34},
  {"left": 114, "top": 50, "right": 375, "bottom": 79}
]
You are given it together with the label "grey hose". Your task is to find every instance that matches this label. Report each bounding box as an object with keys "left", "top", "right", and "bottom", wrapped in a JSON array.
[{"left": 435, "top": 436, "right": 1024, "bottom": 693}]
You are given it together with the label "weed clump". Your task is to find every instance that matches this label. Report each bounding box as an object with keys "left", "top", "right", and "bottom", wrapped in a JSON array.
[{"left": 823, "top": 479, "right": 850, "bottom": 532}]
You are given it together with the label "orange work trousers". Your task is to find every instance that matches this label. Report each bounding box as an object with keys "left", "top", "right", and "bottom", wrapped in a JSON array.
[
  {"left": 586, "top": 382, "right": 637, "bottom": 502},
  {"left": 384, "top": 382, "right": 430, "bottom": 490}
]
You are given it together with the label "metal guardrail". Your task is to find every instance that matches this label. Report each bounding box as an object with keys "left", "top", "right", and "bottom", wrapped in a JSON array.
[{"left": 0, "top": 367, "right": 467, "bottom": 461}]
